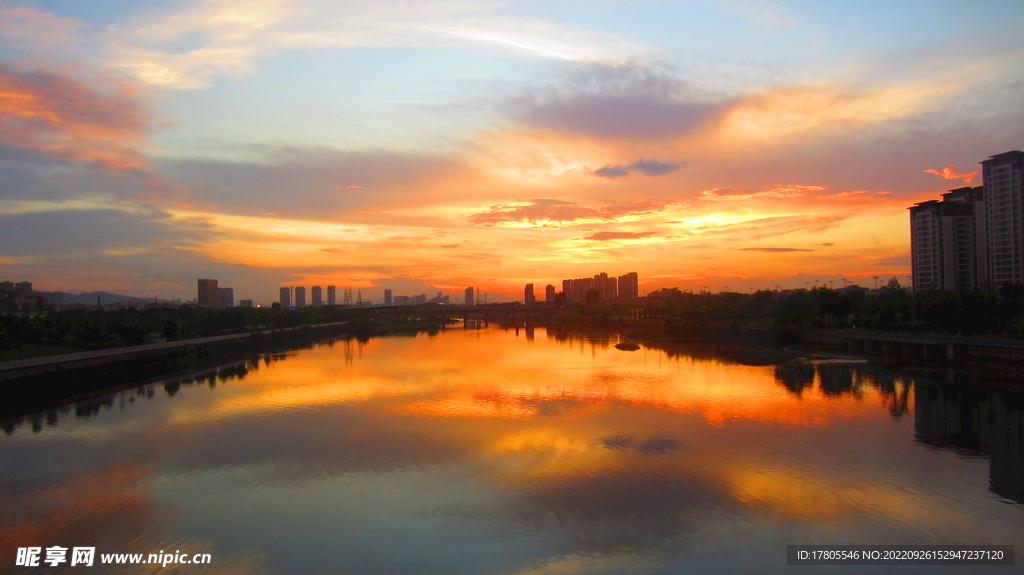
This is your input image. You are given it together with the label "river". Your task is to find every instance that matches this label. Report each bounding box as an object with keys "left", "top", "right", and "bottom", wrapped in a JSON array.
[{"left": 1, "top": 326, "right": 1021, "bottom": 574}]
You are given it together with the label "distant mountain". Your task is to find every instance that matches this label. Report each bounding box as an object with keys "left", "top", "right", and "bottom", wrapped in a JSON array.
[{"left": 49, "top": 291, "right": 174, "bottom": 306}]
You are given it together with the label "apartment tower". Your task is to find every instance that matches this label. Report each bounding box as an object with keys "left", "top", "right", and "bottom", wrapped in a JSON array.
[
  {"left": 982, "top": 151, "right": 1024, "bottom": 284},
  {"left": 909, "top": 196, "right": 978, "bottom": 291},
  {"left": 198, "top": 279, "right": 219, "bottom": 307}
]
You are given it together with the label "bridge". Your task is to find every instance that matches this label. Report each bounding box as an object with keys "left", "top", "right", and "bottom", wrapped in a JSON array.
[{"left": 802, "top": 329, "right": 1024, "bottom": 363}]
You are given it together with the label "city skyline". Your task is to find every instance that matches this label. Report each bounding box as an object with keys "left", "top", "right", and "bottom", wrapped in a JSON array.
[{"left": 0, "top": 1, "right": 1022, "bottom": 304}]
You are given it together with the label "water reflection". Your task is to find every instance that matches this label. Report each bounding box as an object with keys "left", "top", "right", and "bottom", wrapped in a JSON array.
[
  {"left": 0, "top": 337, "right": 377, "bottom": 436},
  {"left": 772, "top": 360, "right": 912, "bottom": 419},
  {"left": 774, "top": 360, "right": 815, "bottom": 395},
  {"left": 1, "top": 327, "right": 1022, "bottom": 575},
  {"left": 915, "top": 383, "right": 1024, "bottom": 503}
]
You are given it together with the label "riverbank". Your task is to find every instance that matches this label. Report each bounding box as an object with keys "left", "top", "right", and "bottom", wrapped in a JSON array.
[
  {"left": 0, "top": 315, "right": 450, "bottom": 420},
  {"left": 0, "top": 321, "right": 352, "bottom": 380}
]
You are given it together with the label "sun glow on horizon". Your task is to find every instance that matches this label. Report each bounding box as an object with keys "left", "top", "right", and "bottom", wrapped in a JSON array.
[{"left": 0, "top": 0, "right": 1018, "bottom": 301}]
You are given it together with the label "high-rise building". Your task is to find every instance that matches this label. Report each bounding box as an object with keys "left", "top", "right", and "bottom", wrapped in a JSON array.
[
  {"left": 618, "top": 272, "right": 639, "bottom": 299},
  {"left": 576, "top": 276, "right": 596, "bottom": 301},
  {"left": 592, "top": 272, "right": 616, "bottom": 300},
  {"left": 464, "top": 287, "right": 474, "bottom": 306},
  {"left": 0, "top": 281, "right": 13, "bottom": 291},
  {"left": 908, "top": 150, "right": 1024, "bottom": 292},
  {"left": 295, "top": 286, "right": 306, "bottom": 307},
  {"left": 945, "top": 186, "right": 987, "bottom": 288},
  {"left": 280, "top": 286, "right": 292, "bottom": 308},
  {"left": 545, "top": 284, "right": 555, "bottom": 301},
  {"left": 555, "top": 274, "right": 639, "bottom": 303},
  {"left": 327, "top": 286, "right": 337, "bottom": 306},
  {"left": 384, "top": 289, "right": 392, "bottom": 306},
  {"left": 240, "top": 299, "right": 254, "bottom": 307},
  {"left": 394, "top": 295, "right": 410, "bottom": 305},
  {"left": 909, "top": 197, "right": 977, "bottom": 291},
  {"left": 311, "top": 286, "right": 323, "bottom": 306},
  {"left": 198, "top": 279, "right": 219, "bottom": 307},
  {"left": 14, "top": 281, "right": 31, "bottom": 292},
  {"left": 218, "top": 287, "right": 234, "bottom": 307},
  {"left": 524, "top": 283, "right": 535, "bottom": 304},
  {"left": 982, "top": 151, "right": 1024, "bottom": 284}
]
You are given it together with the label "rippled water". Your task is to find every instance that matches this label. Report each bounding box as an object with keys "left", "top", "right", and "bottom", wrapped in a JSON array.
[{"left": 2, "top": 327, "right": 1022, "bottom": 574}]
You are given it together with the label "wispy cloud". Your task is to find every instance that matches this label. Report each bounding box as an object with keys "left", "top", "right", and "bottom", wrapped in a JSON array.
[
  {"left": 698, "top": 185, "right": 826, "bottom": 201},
  {"left": 740, "top": 247, "right": 813, "bottom": 252},
  {"left": 0, "top": 5, "right": 83, "bottom": 44},
  {"left": 924, "top": 165, "right": 977, "bottom": 184},
  {"left": 874, "top": 253, "right": 910, "bottom": 267},
  {"left": 719, "top": 82, "right": 962, "bottom": 142},
  {"left": 592, "top": 158, "right": 685, "bottom": 179},
  {"left": 824, "top": 190, "right": 869, "bottom": 198},
  {"left": 469, "top": 198, "right": 669, "bottom": 226},
  {"left": 108, "top": 0, "right": 648, "bottom": 89},
  {"left": 677, "top": 214, "right": 849, "bottom": 240},
  {"left": 0, "top": 62, "right": 151, "bottom": 172},
  {"left": 583, "top": 231, "right": 657, "bottom": 241},
  {"left": 157, "top": 145, "right": 461, "bottom": 219}
]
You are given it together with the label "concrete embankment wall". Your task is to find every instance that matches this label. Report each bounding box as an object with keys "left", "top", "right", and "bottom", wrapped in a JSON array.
[
  {"left": 0, "top": 322, "right": 349, "bottom": 382},
  {"left": 801, "top": 329, "right": 1024, "bottom": 380}
]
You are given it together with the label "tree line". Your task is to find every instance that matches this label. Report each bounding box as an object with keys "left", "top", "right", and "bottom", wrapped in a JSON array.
[
  {"left": 567, "top": 279, "right": 1024, "bottom": 337},
  {"left": 0, "top": 303, "right": 453, "bottom": 359}
]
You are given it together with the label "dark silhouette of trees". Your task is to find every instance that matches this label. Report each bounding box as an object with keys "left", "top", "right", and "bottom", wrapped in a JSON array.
[{"left": 0, "top": 304, "right": 449, "bottom": 359}]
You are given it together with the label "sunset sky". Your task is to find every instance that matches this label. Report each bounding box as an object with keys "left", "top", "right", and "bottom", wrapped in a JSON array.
[{"left": 1, "top": 0, "right": 1022, "bottom": 304}]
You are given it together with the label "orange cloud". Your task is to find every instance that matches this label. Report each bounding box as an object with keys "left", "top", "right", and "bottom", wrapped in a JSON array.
[
  {"left": 719, "top": 83, "right": 957, "bottom": 142},
  {"left": 924, "top": 165, "right": 977, "bottom": 184},
  {"left": 0, "top": 63, "right": 151, "bottom": 172},
  {"left": 468, "top": 198, "right": 670, "bottom": 226},
  {"left": 698, "top": 185, "right": 826, "bottom": 201}
]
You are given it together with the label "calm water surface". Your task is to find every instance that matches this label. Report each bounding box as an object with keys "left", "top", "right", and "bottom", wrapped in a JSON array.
[{"left": 2, "top": 327, "right": 1022, "bottom": 574}]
